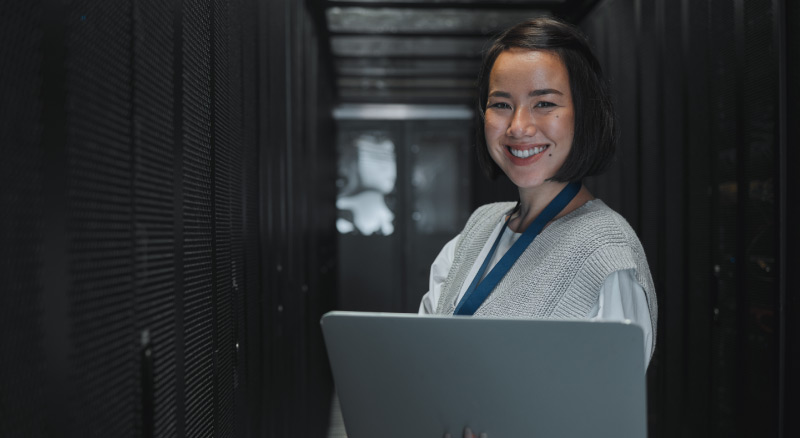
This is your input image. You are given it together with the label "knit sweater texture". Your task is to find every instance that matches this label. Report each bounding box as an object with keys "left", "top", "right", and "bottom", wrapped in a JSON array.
[{"left": 434, "top": 199, "right": 658, "bottom": 355}]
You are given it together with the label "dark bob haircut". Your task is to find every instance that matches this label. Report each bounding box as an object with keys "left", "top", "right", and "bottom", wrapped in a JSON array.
[{"left": 475, "top": 17, "right": 617, "bottom": 182}]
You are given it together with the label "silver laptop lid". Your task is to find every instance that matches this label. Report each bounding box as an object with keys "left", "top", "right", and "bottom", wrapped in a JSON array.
[{"left": 322, "top": 311, "right": 647, "bottom": 438}]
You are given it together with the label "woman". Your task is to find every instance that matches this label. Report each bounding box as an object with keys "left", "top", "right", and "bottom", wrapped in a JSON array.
[{"left": 418, "top": 17, "right": 657, "bottom": 372}]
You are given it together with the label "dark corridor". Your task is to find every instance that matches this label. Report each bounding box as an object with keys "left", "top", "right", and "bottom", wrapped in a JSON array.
[{"left": 1, "top": 1, "right": 799, "bottom": 437}]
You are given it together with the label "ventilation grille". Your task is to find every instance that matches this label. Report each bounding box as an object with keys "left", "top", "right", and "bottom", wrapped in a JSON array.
[
  {"left": 3, "top": 0, "right": 330, "bottom": 436},
  {"left": 134, "top": 0, "right": 178, "bottom": 437},
  {"left": 66, "top": 1, "right": 136, "bottom": 436},
  {"left": 211, "top": 1, "right": 236, "bottom": 436},
  {"left": 225, "top": 0, "right": 247, "bottom": 399},
  {"left": 182, "top": 1, "right": 215, "bottom": 437}
]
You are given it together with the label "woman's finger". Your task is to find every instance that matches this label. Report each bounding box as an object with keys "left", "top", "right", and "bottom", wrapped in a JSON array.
[{"left": 463, "top": 426, "right": 475, "bottom": 438}]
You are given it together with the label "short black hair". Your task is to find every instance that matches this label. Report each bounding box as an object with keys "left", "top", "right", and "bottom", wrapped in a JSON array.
[{"left": 475, "top": 17, "right": 617, "bottom": 182}]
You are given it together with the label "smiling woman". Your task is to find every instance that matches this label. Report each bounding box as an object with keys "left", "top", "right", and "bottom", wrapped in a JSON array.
[{"left": 418, "top": 18, "right": 658, "bottom": 436}]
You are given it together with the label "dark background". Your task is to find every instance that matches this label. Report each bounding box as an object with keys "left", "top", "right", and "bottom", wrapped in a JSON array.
[{"left": 1, "top": 0, "right": 797, "bottom": 437}]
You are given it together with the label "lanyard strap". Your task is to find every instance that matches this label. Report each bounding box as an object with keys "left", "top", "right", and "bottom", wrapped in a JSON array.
[{"left": 453, "top": 181, "right": 581, "bottom": 316}]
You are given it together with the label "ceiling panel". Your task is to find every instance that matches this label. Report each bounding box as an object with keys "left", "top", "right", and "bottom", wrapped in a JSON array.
[
  {"left": 336, "top": 58, "right": 481, "bottom": 77},
  {"left": 327, "top": 7, "right": 546, "bottom": 35},
  {"left": 321, "top": 0, "right": 597, "bottom": 105},
  {"left": 338, "top": 77, "right": 475, "bottom": 88},
  {"left": 333, "top": 103, "right": 474, "bottom": 120},
  {"left": 338, "top": 87, "right": 475, "bottom": 102},
  {"left": 331, "top": 35, "right": 487, "bottom": 57}
]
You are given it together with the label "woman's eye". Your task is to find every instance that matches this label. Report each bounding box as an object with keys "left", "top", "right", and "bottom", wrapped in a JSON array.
[
  {"left": 488, "top": 102, "right": 511, "bottom": 109},
  {"left": 535, "top": 101, "right": 556, "bottom": 108}
]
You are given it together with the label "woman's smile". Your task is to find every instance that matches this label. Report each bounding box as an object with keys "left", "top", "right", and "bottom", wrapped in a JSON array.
[{"left": 505, "top": 143, "right": 550, "bottom": 161}]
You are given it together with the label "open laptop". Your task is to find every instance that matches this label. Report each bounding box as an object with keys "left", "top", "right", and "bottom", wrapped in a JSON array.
[{"left": 321, "top": 311, "right": 647, "bottom": 438}]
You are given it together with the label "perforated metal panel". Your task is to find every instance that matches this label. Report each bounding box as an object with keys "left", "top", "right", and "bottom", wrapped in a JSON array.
[
  {"left": 182, "top": 1, "right": 215, "bottom": 437},
  {"left": 578, "top": 1, "right": 783, "bottom": 436},
  {"left": 211, "top": 0, "right": 236, "bottom": 436},
  {"left": 2, "top": 1, "right": 336, "bottom": 437},
  {"left": 65, "top": 1, "right": 136, "bottom": 435},
  {"left": 133, "top": 0, "right": 178, "bottom": 436},
  {"left": 224, "top": 1, "right": 248, "bottom": 435}
]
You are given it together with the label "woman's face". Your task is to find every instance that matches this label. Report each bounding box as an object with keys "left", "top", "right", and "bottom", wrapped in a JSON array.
[{"left": 484, "top": 48, "right": 574, "bottom": 191}]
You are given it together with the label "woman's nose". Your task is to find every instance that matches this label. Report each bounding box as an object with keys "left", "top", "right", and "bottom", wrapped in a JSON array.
[{"left": 506, "top": 108, "right": 536, "bottom": 137}]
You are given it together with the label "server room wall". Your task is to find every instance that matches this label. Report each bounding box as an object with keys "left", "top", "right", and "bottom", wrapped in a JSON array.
[
  {"left": 0, "top": 0, "right": 336, "bottom": 437},
  {"left": 785, "top": 3, "right": 800, "bottom": 436},
  {"left": 579, "top": 0, "right": 797, "bottom": 436}
]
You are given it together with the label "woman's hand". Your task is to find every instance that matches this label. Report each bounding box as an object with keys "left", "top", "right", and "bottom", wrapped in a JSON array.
[{"left": 443, "top": 426, "right": 488, "bottom": 438}]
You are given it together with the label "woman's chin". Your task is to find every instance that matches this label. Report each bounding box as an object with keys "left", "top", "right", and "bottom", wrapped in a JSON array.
[{"left": 505, "top": 174, "right": 555, "bottom": 191}]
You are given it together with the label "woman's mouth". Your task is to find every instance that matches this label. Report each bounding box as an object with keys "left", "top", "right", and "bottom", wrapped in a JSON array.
[{"left": 507, "top": 144, "right": 549, "bottom": 158}]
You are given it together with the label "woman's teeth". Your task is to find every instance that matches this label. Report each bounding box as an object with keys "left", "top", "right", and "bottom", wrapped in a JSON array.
[{"left": 509, "top": 145, "right": 547, "bottom": 158}]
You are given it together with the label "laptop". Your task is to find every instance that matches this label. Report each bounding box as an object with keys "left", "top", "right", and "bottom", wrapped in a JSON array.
[{"left": 321, "top": 311, "right": 647, "bottom": 438}]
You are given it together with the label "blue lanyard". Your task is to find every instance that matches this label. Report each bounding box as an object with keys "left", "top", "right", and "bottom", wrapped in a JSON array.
[{"left": 453, "top": 181, "right": 582, "bottom": 316}]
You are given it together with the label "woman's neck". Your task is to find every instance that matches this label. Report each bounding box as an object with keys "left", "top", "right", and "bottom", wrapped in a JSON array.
[{"left": 508, "top": 182, "right": 594, "bottom": 233}]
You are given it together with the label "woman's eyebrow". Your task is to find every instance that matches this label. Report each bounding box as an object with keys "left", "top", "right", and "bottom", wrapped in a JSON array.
[
  {"left": 488, "top": 89, "right": 564, "bottom": 98},
  {"left": 488, "top": 90, "right": 511, "bottom": 98},
  {"left": 530, "top": 88, "right": 563, "bottom": 97}
]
